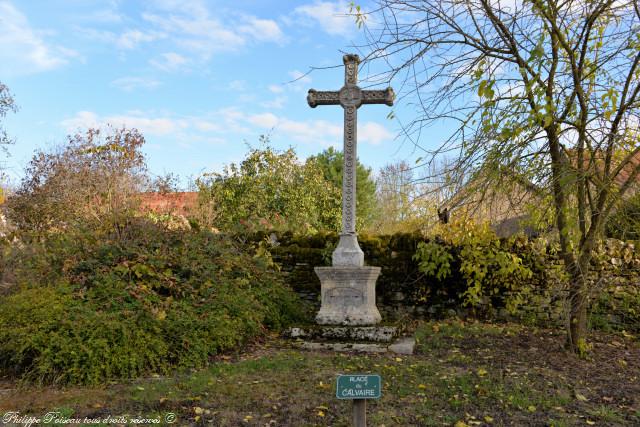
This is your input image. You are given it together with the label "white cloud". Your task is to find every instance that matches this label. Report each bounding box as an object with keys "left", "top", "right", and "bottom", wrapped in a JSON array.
[
  {"left": 261, "top": 96, "right": 287, "bottom": 109},
  {"left": 193, "top": 119, "right": 221, "bottom": 132},
  {"left": 61, "top": 111, "right": 187, "bottom": 137},
  {"left": 150, "top": 52, "right": 188, "bottom": 71},
  {"left": 141, "top": 7, "right": 285, "bottom": 60},
  {"left": 238, "top": 17, "right": 284, "bottom": 43},
  {"left": 83, "top": 7, "right": 123, "bottom": 24},
  {"left": 293, "top": 1, "right": 354, "bottom": 37},
  {"left": 116, "top": 29, "right": 163, "bottom": 49},
  {"left": 143, "top": 13, "right": 245, "bottom": 52},
  {"left": 60, "top": 107, "right": 395, "bottom": 152},
  {"left": 0, "top": 1, "right": 77, "bottom": 75},
  {"left": 246, "top": 112, "right": 394, "bottom": 146},
  {"left": 268, "top": 84, "right": 285, "bottom": 94},
  {"left": 358, "top": 122, "right": 394, "bottom": 145},
  {"left": 150, "top": 0, "right": 208, "bottom": 17},
  {"left": 248, "top": 113, "right": 279, "bottom": 128},
  {"left": 111, "top": 77, "right": 162, "bottom": 91}
]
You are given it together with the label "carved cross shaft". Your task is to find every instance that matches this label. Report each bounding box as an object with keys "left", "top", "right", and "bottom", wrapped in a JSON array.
[{"left": 307, "top": 54, "right": 394, "bottom": 243}]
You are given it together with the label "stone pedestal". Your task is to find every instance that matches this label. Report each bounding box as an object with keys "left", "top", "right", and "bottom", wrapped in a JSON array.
[{"left": 315, "top": 266, "right": 382, "bottom": 325}]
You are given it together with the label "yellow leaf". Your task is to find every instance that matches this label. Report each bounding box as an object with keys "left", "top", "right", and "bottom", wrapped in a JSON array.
[
  {"left": 194, "top": 407, "right": 204, "bottom": 415},
  {"left": 586, "top": 420, "right": 595, "bottom": 425},
  {"left": 477, "top": 368, "right": 488, "bottom": 377},
  {"left": 454, "top": 421, "right": 469, "bottom": 427},
  {"left": 194, "top": 416, "right": 201, "bottom": 422},
  {"left": 315, "top": 406, "right": 329, "bottom": 410},
  {"left": 159, "top": 397, "right": 168, "bottom": 403},
  {"left": 527, "top": 405, "right": 536, "bottom": 412},
  {"left": 317, "top": 410, "right": 325, "bottom": 417},
  {"left": 243, "top": 415, "right": 253, "bottom": 422},
  {"left": 575, "top": 392, "right": 588, "bottom": 402},
  {"left": 395, "top": 357, "right": 403, "bottom": 362},
  {"left": 418, "top": 384, "right": 427, "bottom": 389},
  {"left": 484, "top": 415, "right": 494, "bottom": 423}
]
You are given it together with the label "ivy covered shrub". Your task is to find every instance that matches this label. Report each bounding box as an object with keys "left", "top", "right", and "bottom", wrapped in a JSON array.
[
  {"left": 413, "top": 221, "right": 540, "bottom": 315},
  {"left": 606, "top": 193, "right": 640, "bottom": 240},
  {"left": 0, "top": 220, "right": 303, "bottom": 385}
]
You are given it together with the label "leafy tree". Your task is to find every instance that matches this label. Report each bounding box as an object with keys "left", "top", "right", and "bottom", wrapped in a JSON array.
[
  {"left": 360, "top": 0, "right": 640, "bottom": 352},
  {"left": 0, "top": 82, "right": 17, "bottom": 154},
  {"left": 306, "top": 147, "right": 378, "bottom": 230},
  {"left": 6, "top": 127, "right": 147, "bottom": 236},
  {"left": 373, "top": 161, "right": 420, "bottom": 233},
  {"left": 0, "top": 82, "right": 17, "bottom": 202},
  {"left": 198, "top": 144, "right": 341, "bottom": 233}
]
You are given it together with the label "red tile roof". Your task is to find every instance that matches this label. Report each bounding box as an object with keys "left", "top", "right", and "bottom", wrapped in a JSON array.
[{"left": 138, "top": 192, "right": 198, "bottom": 215}]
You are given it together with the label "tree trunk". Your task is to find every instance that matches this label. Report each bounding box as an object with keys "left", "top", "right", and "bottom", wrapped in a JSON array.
[{"left": 568, "top": 271, "right": 589, "bottom": 354}]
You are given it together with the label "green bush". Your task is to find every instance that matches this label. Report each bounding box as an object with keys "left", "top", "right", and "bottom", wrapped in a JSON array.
[
  {"left": 0, "top": 221, "right": 303, "bottom": 385},
  {"left": 606, "top": 193, "right": 640, "bottom": 240}
]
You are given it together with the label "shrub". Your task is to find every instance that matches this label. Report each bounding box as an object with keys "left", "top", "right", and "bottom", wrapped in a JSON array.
[
  {"left": 414, "top": 221, "right": 535, "bottom": 313},
  {"left": 196, "top": 144, "right": 341, "bottom": 234},
  {"left": 0, "top": 221, "right": 303, "bottom": 385},
  {"left": 606, "top": 193, "right": 640, "bottom": 240}
]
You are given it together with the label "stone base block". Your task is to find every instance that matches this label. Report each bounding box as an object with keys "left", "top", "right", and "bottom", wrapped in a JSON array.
[
  {"left": 286, "top": 325, "right": 398, "bottom": 343},
  {"left": 315, "top": 266, "right": 382, "bottom": 326},
  {"left": 297, "top": 337, "right": 415, "bottom": 355}
]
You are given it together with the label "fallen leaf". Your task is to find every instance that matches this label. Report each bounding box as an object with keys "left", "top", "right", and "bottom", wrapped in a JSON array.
[
  {"left": 194, "top": 407, "right": 204, "bottom": 415},
  {"left": 527, "top": 405, "right": 536, "bottom": 412},
  {"left": 484, "top": 415, "right": 494, "bottom": 423},
  {"left": 477, "top": 368, "right": 488, "bottom": 377},
  {"left": 317, "top": 410, "right": 325, "bottom": 417},
  {"left": 586, "top": 420, "right": 595, "bottom": 425},
  {"left": 418, "top": 384, "right": 427, "bottom": 389},
  {"left": 575, "top": 392, "right": 588, "bottom": 402}
]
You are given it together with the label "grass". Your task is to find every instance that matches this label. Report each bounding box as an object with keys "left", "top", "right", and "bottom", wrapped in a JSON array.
[{"left": 1, "top": 320, "right": 638, "bottom": 426}]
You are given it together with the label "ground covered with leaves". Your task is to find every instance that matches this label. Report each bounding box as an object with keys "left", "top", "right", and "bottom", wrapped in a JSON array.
[{"left": 1, "top": 321, "right": 638, "bottom": 426}]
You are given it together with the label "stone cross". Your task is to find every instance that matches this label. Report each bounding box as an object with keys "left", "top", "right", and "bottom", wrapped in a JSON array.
[{"left": 308, "top": 54, "right": 394, "bottom": 267}]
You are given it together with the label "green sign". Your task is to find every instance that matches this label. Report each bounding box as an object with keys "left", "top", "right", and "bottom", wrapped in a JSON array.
[{"left": 336, "top": 374, "right": 381, "bottom": 399}]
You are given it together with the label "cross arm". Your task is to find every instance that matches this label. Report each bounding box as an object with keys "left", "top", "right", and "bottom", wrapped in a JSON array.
[
  {"left": 361, "top": 88, "right": 395, "bottom": 106},
  {"left": 307, "top": 89, "right": 340, "bottom": 108}
]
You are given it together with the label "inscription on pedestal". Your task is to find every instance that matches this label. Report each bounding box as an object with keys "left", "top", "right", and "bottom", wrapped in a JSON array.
[{"left": 327, "top": 287, "right": 364, "bottom": 308}]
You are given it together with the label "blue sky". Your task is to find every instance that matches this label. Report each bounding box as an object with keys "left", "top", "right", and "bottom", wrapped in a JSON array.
[{"left": 1, "top": 0, "right": 437, "bottom": 187}]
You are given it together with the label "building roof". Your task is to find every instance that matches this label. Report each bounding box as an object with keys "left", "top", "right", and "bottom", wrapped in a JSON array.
[{"left": 138, "top": 192, "right": 198, "bottom": 215}]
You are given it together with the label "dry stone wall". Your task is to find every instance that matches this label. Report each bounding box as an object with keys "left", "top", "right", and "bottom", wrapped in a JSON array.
[{"left": 253, "top": 232, "right": 640, "bottom": 331}]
